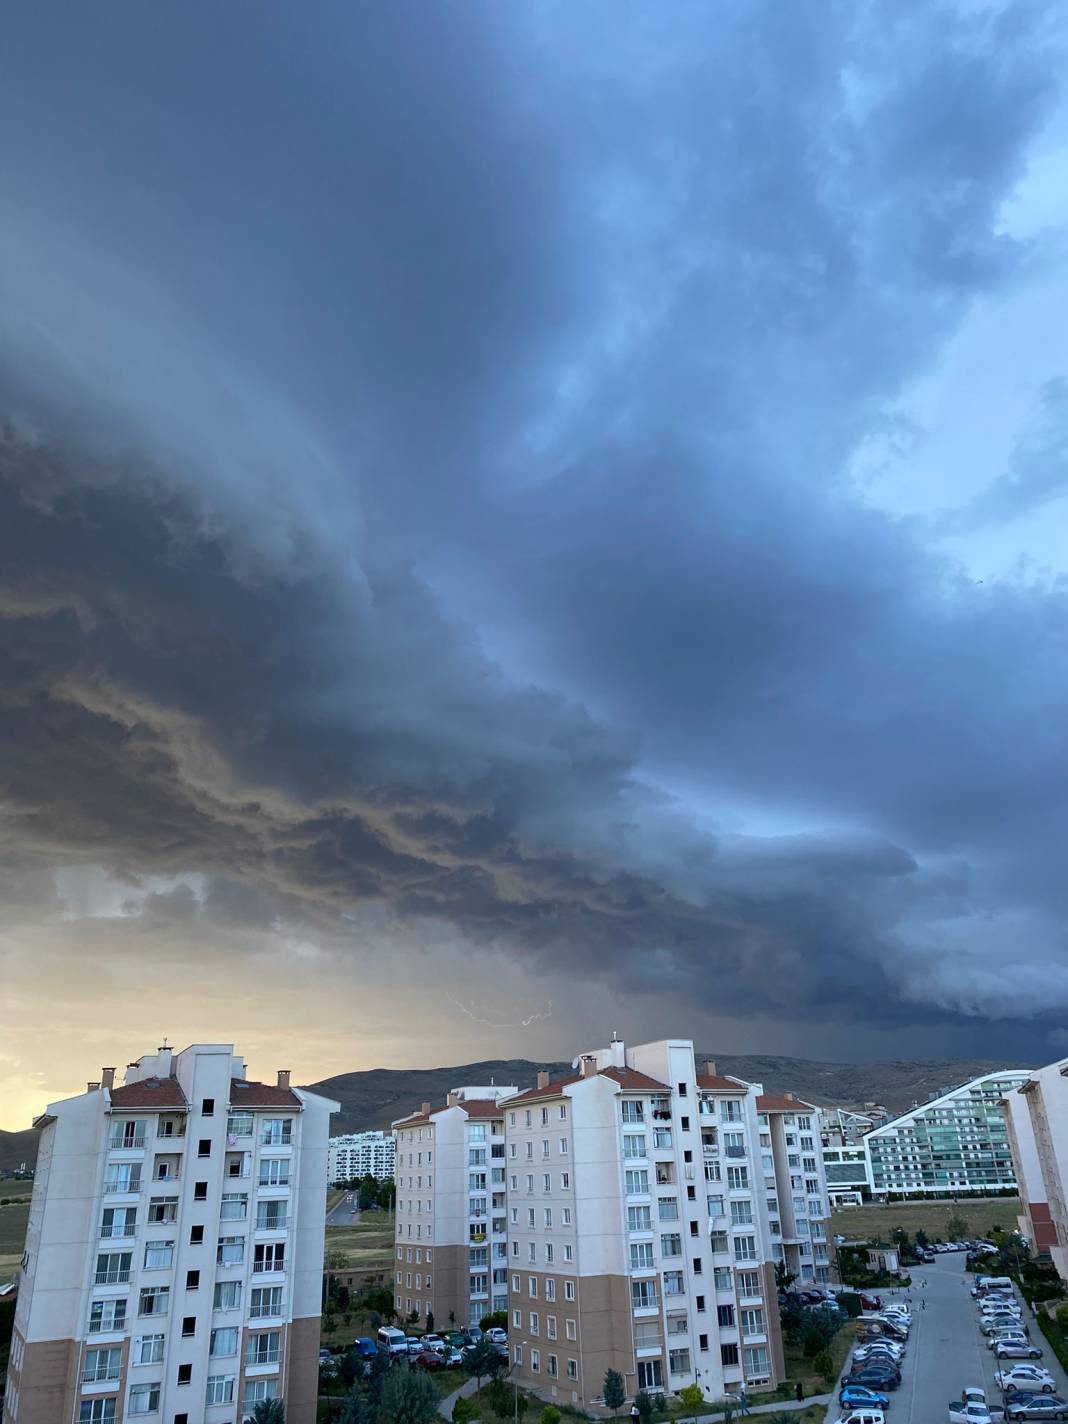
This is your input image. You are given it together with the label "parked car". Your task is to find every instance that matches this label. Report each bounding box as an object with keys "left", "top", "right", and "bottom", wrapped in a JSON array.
[
  {"left": 353, "top": 1338, "right": 378, "bottom": 1359},
  {"left": 996, "top": 1343, "right": 1045, "bottom": 1361},
  {"left": 836, "top": 1412, "right": 886, "bottom": 1424},
  {"left": 377, "top": 1326, "right": 409, "bottom": 1358},
  {"left": 1005, "top": 1398, "right": 1068, "bottom": 1421},
  {"left": 848, "top": 1368, "right": 901, "bottom": 1390},
  {"left": 855, "top": 1341, "right": 905, "bottom": 1360},
  {"left": 948, "top": 1401, "right": 992, "bottom": 1424},
  {"left": 486, "top": 1328, "right": 507, "bottom": 1345},
  {"left": 405, "top": 1339, "right": 425, "bottom": 1356},
  {"left": 860, "top": 1294, "right": 884, "bottom": 1311},
  {"left": 962, "top": 1389, "right": 986, "bottom": 1406},
  {"left": 997, "top": 1368, "right": 1057, "bottom": 1394},
  {"left": 982, "top": 1317, "right": 1028, "bottom": 1336},
  {"left": 412, "top": 1350, "right": 446, "bottom": 1370},
  {"left": 442, "top": 1347, "right": 464, "bottom": 1367},
  {"left": 989, "top": 1334, "right": 1033, "bottom": 1353},
  {"left": 840, "top": 1386, "right": 891, "bottom": 1410},
  {"left": 319, "top": 1349, "right": 333, "bottom": 1363}
]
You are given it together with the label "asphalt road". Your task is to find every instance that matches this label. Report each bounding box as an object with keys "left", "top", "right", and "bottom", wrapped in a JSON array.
[
  {"left": 327, "top": 1192, "right": 360, "bottom": 1227},
  {"left": 849, "top": 1253, "right": 1068, "bottom": 1424}
]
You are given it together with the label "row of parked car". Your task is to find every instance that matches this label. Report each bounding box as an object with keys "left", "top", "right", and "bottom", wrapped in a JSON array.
[
  {"left": 319, "top": 1324, "right": 509, "bottom": 1379},
  {"left": 834, "top": 1302, "right": 916, "bottom": 1424},
  {"left": 947, "top": 1277, "right": 1064, "bottom": 1424}
]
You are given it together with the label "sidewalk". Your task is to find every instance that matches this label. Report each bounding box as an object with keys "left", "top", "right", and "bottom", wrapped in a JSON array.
[
  {"left": 656, "top": 1394, "right": 835, "bottom": 1424},
  {"left": 438, "top": 1374, "right": 480, "bottom": 1421}
]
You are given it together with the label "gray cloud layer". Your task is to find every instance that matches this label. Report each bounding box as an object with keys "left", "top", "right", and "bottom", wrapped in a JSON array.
[{"left": 1, "top": 0, "right": 1067, "bottom": 1057}]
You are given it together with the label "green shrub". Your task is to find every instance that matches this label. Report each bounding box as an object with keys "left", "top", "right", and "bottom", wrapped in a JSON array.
[
  {"left": 452, "top": 1399, "right": 479, "bottom": 1424},
  {"left": 812, "top": 1349, "right": 834, "bottom": 1381},
  {"left": 679, "top": 1384, "right": 704, "bottom": 1409},
  {"left": 541, "top": 1409, "right": 562, "bottom": 1424}
]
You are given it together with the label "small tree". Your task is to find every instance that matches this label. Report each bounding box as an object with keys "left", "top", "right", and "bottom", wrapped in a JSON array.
[
  {"left": 246, "top": 1402, "right": 285, "bottom": 1424},
  {"left": 541, "top": 1409, "right": 562, "bottom": 1424},
  {"left": 603, "top": 1368, "right": 626, "bottom": 1410},
  {"left": 425, "top": 1310, "right": 435, "bottom": 1333},
  {"left": 377, "top": 1367, "right": 440, "bottom": 1424},
  {"left": 1056, "top": 1304, "right": 1068, "bottom": 1332},
  {"left": 452, "top": 1400, "right": 478, "bottom": 1424},
  {"left": 946, "top": 1214, "right": 970, "bottom": 1241},
  {"left": 812, "top": 1349, "right": 834, "bottom": 1382},
  {"left": 463, "top": 1337, "right": 505, "bottom": 1391},
  {"left": 775, "top": 1260, "right": 798, "bottom": 1291},
  {"left": 679, "top": 1384, "right": 704, "bottom": 1409},
  {"left": 635, "top": 1391, "right": 654, "bottom": 1423},
  {"left": 837, "top": 1292, "right": 862, "bottom": 1319},
  {"left": 915, "top": 1228, "right": 930, "bottom": 1249}
]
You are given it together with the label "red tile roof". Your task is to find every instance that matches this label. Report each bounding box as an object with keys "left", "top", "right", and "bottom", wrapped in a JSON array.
[
  {"left": 109, "top": 1078, "right": 188, "bottom": 1109},
  {"left": 461, "top": 1099, "right": 508, "bottom": 1119},
  {"left": 393, "top": 1112, "right": 434, "bottom": 1130},
  {"left": 228, "top": 1079, "right": 302, "bottom": 1108},
  {"left": 697, "top": 1074, "right": 748, "bottom": 1093},
  {"left": 600, "top": 1066, "right": 669, "bottom": 1092},
  {"left": 757, "top": 1094, "right": 812, "bottom": 1114},
  {"left": 505, "top": 1074, "right": 582, "bottom": 1106}
]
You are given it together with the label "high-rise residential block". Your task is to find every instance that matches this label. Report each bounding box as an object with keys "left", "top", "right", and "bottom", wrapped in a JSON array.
[
  {"left": 2, "top": 1043, "right": 337, "bottom": 1424},
  {"left": 394, "top": 1040, "right": 831, "bottom": 1410},
  {"left": 863, "top": 1069, "right": 1031, "bottom": 1197},
  {"left": 327, "top": 1132, "right": 396, "bottom": 1184},
  {"left": 393, "top": 1085, "right": 518, "bottom": 1332}
]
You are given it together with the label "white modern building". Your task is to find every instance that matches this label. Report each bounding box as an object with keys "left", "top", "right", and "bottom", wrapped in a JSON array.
[
  {"left": 864, "top": 1070, "right": 1032, "bottom": 1198},
  {"left": 327, "top": 1132, "right": 395, "bottom": 1185},
  {"left": 757, "top": 1092, "right": 834, "bottom": 1284},
  {"left": 2, "top": 1043, "right": 337, "bottom": 1424}
]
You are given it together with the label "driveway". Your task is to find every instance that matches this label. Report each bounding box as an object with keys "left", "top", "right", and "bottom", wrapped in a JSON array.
[
  {"left": 883, "top": 1253, "right": 1068, "bottom": 1424},
  {"left": 327, "top": 1192, "right": 361, "bottom": 1226}
]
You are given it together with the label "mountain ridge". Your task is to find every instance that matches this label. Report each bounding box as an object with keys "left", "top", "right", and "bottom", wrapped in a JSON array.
[
  {"left": 0, "top": 1053, "right": 1031, "bottom": 1171},
  {"left": 304, "top": 1052, "right": 1031, "bottom": 1135}
]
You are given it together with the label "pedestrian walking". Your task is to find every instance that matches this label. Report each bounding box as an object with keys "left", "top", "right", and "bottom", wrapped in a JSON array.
[
  {"left": 630, "top": 1404, "right": 641, "bottom": 1424},
  {"left": 739, "top": 1388, "right": 750, "bottom": 1416}
]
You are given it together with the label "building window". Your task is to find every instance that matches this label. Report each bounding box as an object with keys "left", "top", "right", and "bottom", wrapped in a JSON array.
[
  {"left": 82, "top": 1346, "right": 122, "bottom": 1383},
  {"left": 177, "top": 1363, "right": 192, "bottom": 1384},
  {"left": 214, "top": 1280, "right": 241, "bottom": 1311},
  {"left": 144, "top": 1239, "right": 174, "bottom": 1270},
  {"left": 246, "top": 1331, "right": 280, "bottom": 1366},
  {"left": 721, "top": 1343, "right": 739, "bottom": 1366},
  {"left": 139, "top": 1286, "right": 170, "bottom": 1317},
  {"left": 135, "top": 1333, "right": 165, "bottom": 1365},
  {"left": 128, "top": 1382, "right": 161, "bottom": 1414},
  {"left": 186, "top": 1269, "right": 200, "bottom": 1291},
  {"left": 251, "top": 1285, "right": 283, "bottom": 1318},
  {"left": 718, "top": 1304, "right": 735, "bottom": 1327},
  {"left": 669, "top": 1349, "right": 691, "bottom": 1374},
  {"left": 217, "top": 1236, "right": 244, "bottom": 1266},
  {"left": 261, "top": 1119, "right": 292, "bottom": 1146},
  {"left": 79, "top": 1401, "right": 117, "bottom": 1423},
  {"left": 220, "top": 1192, "right": 248, "bottom": 1221},
  {"left": 147, "top": 1196, "right": 178, "bottom": 1225},
  {"left": 210, "top": 1327, "right": 239, "bottom": 1357},
  {"left": 89, "top": 1299, "right": 127, "bottom": 1334},
  {"left": 530, "top": 1349, "right": 540, "bottom": 1372},
  {"left": 206, "top": 1375, "right": 236, "bottom": 1405},
  {"left": 202, "top": 1098, "right": 215, "bottom": 1116},
  {"left": 638, "top": 1361, "right": 663, "bottom": 1389}
]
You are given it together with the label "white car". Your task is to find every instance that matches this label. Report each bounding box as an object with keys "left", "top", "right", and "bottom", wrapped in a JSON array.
[
  {"left": 486, "top": 1328, "right": 507, "bottom": 1345},
  {"left": 949, "top": 1402, "right": 992, "bottom": 1424},
  {"left": 996, "top": 1367, "right": 1057, "bottom": 1393},
  {"left": 989, "top": 1332, "right": 1032, "bottom": 1351},
  {"left": 836, "top": 1412, "right": 886, "bottom": 1424}
]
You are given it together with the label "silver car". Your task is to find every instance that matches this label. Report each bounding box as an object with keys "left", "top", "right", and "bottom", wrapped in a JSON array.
[{"left": 996, "top": 1342, "right": 1044, "bottom": 1361}]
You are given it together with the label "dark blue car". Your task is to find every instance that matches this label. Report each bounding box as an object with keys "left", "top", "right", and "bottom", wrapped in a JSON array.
[{"left": 840, "top": 1385, "right": 891, "bottom": 1410}]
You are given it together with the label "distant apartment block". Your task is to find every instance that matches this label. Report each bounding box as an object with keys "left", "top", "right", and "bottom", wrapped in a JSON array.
[
  {"left": 1004, "top": 1061, "right": 1068, "bottom": 1279},
  {"left": 864, "top": 1070, "right": 1031, "bottom": 1197},
  {"left": 327, "top": 1132, "right": 395, "bottom": 1184},
  {"left": 820, "top": 1106, "right": 888, "bottom": 1150},
  {"left": 2, "top": 1043, "right": 337, "bottom": 1424},
  {"left": 394, "top": 1038, "right": 833, "bottom": 1410},
  {"left": 393, "top": 1085, "right": 518, "bottom": 1332}
]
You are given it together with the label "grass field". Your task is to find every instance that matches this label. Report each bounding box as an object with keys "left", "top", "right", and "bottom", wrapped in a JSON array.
[
  {"left": 0, "top": 1197, "right": 30, "bottom": 1283},
  {"left": 832, "top": 1196, "right": 1022, "bottom": 1243},
  {"left": 325, "top": 1215, "right": 394, "bottom": 1269}
]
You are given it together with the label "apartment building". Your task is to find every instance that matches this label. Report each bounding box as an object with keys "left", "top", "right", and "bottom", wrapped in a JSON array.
[
  {"left": 2, "top": 1043, "right": 337, "bottom": 1424},
  {"left": 864, "top": 1070, "right": 1031, "bottom": 1197},
  {"left": 1004, "top": 1061, "right": 1068, "bottom": 1278},
  {"left": 392, "top": 1085, "right": 518, "bottom": 1332},
  {"left": 327, "top": 1132, "right": 395, "bottom": 1185},
  {"left": 502, "top": 1040, "right": 787, "bottom": 1410},
  {"left": 758, "top": 1094, "right": 834, "bottom": 1285}
]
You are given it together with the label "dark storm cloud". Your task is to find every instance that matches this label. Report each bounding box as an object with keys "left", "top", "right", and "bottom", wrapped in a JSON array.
[{"left": 0, "top": 0, "right": 1067, "bottom": 1051}]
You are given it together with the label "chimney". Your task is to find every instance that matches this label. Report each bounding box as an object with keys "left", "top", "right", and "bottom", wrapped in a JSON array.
[
  {"left": 277, "top": 1070, "right": 291, "bottom": 1089},
  {"left": 704, "top": 1061, "right": 717, "bottom": 1077},
  {"left": 101, "top": 1068, "right": 116, "bottom": 1090},
  {"left": 537, "top": 1071, "right": 550, "bottom": 1090},
  {"left": 87, "top": 1081, "right": 100, "bottom": 1093},
  {"left": 579, "top": 1054, "right": 597, "bottom": 1079},
  {"left": 785, "top": 1092, "right": 796, "bottom": 1101},
  {"left": 447, "top": 1091, "right": 460, "bottom": 1108},
  {"left": 421, "top": 1101, "right": 431, "bottom": 1115}
]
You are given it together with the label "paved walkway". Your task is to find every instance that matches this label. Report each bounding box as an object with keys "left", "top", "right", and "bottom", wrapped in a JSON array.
[{"left": 438, "top": 1374, "right": 480, "bottom": 1420}]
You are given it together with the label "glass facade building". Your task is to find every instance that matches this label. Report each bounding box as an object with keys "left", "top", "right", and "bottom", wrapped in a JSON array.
[{"left": 865, "top": 1071, "right": 1032, "bottom": 1197}]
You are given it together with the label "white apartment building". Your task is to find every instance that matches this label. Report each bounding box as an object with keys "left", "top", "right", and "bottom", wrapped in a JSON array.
[
  {"left": 502, "top": 1041, "right": 790, "bottom": 1409},
  {"left": 327, "top": 1132, "right": 395, "bottom": 1185},
  {"left": 393, "top": 1085, "right": 518, "bottom": 1332},
  {"left": 390, "top": 1040, "right": 833, "bottom": 1410},
  {"left": 1004, "top": 1061, "right": 1068, "bottom": 1278},
  {"left": 864, "top": 1070, "right": 1031, "bottom": 1197},
  {"left": 2, "top": 1043, "right": 337, "bottom": 1424}
]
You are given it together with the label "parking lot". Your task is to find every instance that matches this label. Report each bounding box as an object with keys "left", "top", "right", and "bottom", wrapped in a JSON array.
[{"left": 842, "top": 1254, "right": 1068, "bottom": 1424}]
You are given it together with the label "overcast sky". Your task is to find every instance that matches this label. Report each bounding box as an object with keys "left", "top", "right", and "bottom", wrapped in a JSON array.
[{"left": 3, "top": 1, "right": 1068, "bottom": 1127}]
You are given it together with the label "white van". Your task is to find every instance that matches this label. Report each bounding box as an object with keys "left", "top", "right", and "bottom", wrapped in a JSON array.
[
  {"left": 836, "top": 1411, "right": 887, "bottom": 1424},
  {"left": 377, "top": 1326, "right": 408, "bottom": 1357}
]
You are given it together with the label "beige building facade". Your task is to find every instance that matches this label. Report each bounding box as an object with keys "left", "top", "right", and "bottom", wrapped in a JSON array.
[{"left": 1005, "top": 1062, "right": 1068, "bottom": 1277}]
